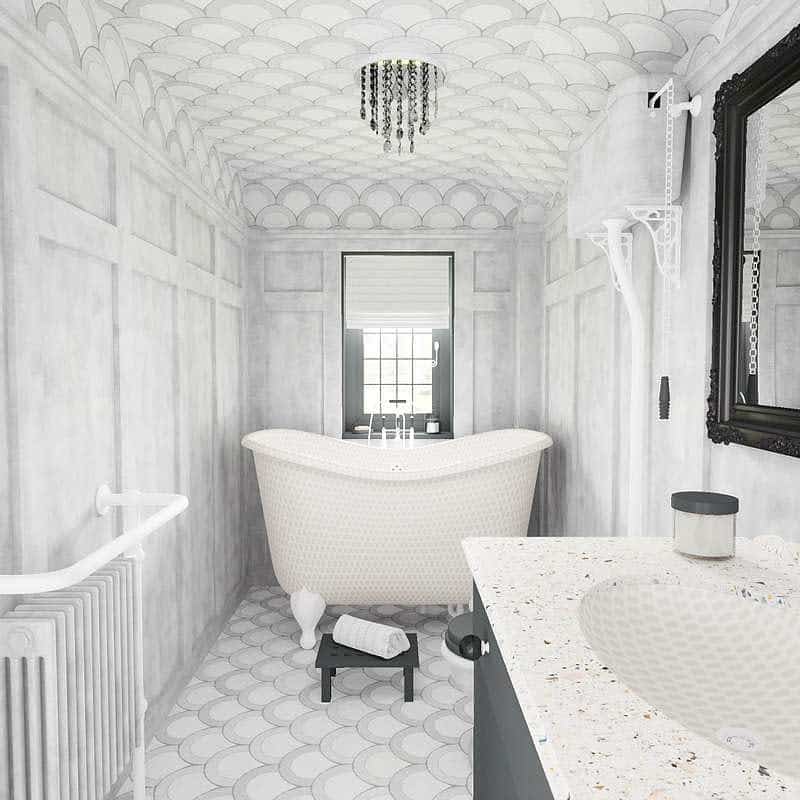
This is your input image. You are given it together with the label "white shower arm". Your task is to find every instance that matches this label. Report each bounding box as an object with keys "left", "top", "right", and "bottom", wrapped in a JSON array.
[
  {"left": 0, "top": 484, "right": 188, "bottom": 595},
  {"left": 648, "top": 79, "right": 702, "bottom": 118}
]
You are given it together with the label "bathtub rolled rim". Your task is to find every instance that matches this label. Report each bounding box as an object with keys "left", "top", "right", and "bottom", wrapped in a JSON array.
[{"left": 241, "top": 427, "right": 553, "bottom": 482}]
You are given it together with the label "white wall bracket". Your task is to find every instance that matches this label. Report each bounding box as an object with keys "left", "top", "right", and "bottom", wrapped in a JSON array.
[
  {"left": 649, "top": 84, "right": 702, "bottom": 119},
  {"left": 627, "top": 205, "right": 682, "bottom": 288},
  {"left": 587, "top": 228, "right": 633, "bottom": 292},
  {"left": 670, "top": 95, "right": 702, "bottom": 118},
  {"left": 95, "top": 483, "right": 114, "bottom": 516}
]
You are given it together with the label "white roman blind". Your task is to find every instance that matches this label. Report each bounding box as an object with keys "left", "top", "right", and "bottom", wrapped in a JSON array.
[{"left": 344, "top": 254, "right": 451, "bottom": 329}]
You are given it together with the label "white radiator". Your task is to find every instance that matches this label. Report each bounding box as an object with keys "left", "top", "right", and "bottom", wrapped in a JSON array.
[
  {"left": 0, "top": 557, "right": 141, "bottom": 800},
  {"left": 0, "top": 485, "right": 188, "bottom": 800}
]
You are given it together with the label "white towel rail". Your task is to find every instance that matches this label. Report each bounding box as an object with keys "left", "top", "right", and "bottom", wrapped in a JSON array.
[
  {"left": 0, "top": 483, "right": 188, "bottom": 800},
  {"left": 0, "top": 485, "right": 188, "bottom": 596}
]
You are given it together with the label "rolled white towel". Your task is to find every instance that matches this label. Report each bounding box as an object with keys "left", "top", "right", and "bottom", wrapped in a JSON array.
[{"left": 332, "top": 614, "right": 411, "bottom": 659}]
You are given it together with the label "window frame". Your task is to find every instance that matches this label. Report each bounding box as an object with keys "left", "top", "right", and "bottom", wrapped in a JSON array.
[
  {"left": 362, "top": 327, "right": 435, "bottom": 415},
  {"left": 341, "top": 251, "right": 455, "bottom": 435}
]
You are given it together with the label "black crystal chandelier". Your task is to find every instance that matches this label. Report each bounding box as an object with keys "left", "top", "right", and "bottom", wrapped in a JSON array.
[{"left": 359, "top": 59, "right": 443, "bottom": 154}]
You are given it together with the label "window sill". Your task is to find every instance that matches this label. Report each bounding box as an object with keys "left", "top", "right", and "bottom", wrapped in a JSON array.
[{"left": 342, "top": 432, "right": 454, "bottom": 440}]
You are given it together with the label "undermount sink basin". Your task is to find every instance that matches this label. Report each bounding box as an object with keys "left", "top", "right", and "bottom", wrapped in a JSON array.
[{"left": 579, "top": 579, "right": 800, "bottom": 778}]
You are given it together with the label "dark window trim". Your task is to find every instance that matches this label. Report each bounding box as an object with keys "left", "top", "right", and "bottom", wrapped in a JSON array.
[{"left": 341, "top": 251, "right": 455, "bottom": 435}]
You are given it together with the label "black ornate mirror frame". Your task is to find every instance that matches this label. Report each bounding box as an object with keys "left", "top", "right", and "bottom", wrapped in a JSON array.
[{"left": 708, "top": 23, "right": 800, "bottom": 458}]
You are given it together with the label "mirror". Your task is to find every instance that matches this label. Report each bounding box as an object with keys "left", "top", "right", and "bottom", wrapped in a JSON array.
[
  {"left": 708, "top": 23, "right": 800, "bottom": 457},
  {"left": 738, "top": 85, "right": 800, "bottom": 408}
]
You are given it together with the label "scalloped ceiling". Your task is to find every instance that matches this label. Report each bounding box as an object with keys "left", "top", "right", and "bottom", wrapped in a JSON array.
[
  {"left": 17, "top": 0, "right": 768, "bottom": 225},
  {"left": 765, "top": 83, "right": 800, "bottom": 191},
  {"left": 759, "top": 82, "right": 800, "bottom": 230}
]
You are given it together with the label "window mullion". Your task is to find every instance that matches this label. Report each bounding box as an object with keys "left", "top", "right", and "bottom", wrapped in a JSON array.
[
  {"left": 395, "top": 330, "right": 399, "bottom": 410},
  {"left": 411, "top": 328, "right": 415, "bottom": 415}
]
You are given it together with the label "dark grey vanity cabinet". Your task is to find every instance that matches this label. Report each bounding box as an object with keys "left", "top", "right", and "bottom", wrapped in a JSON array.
[{"left": 473, "top": 584, "right": 555, "bottom": 800}]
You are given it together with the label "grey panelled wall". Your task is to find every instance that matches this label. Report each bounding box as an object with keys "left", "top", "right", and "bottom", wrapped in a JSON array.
[
  {"left": 540, "top": 194, "right": 702, "bottom": 539},
  {"left": 539, "top": 207, "right": 638, "bottom": 538},
  {"left": 542, "top": 211, "right": 594, "bottom": 535},
  {"left": 0, "top": 65, "right": 11, "bottom": 617},
  {"left": 540, "top": 3, "right": 800, "bottom": 543},
  {"left": 0, "top": 32, "right": 248, "bottom": 731},
  {"left": 244, "top": 224, "right": 545, "bottom": 576}
]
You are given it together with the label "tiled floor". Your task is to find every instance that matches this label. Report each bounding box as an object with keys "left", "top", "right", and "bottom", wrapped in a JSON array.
[{"left": 118, "top": 586, "right": 473, "bottom": 800}]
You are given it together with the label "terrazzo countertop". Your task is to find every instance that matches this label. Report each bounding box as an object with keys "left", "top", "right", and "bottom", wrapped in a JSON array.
[{"left": 462, "top": 536, "right": 800, "bottom": 800}]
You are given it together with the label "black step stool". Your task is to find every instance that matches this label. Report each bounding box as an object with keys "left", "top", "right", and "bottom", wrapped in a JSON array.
[{"left": 315, "top": 632, "right": 419, "bottom": 703}]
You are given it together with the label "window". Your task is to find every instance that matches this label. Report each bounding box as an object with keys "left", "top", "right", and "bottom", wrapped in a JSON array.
[
  {"left": 362, "top": 327, "right": 433, "bottom": 414},
  {"left": 342, "top": 253, "right": 453, "bottom": 435}
]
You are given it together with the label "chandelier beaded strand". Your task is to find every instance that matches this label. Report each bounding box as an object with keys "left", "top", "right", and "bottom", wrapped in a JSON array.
[
  {"left": 408, "top": 60, "right": 416, "bottom": 153},
  {"left": 359, "top": 58, "right": 442, "bottom": 154},
  {"left": 396, "top": 59, "right": 403, "bottom": 154},
  {"left": 369, "top": 63, "right": 377, "bottom": 133},
  {"left": 421, "top": 62, "right": 429, "bottom": 134},
  {"left": 360, "top": 66, "right": 366, "bottom": 121},
  {"left": 382, "top": 60, "right": 391, "bottom": 152}
]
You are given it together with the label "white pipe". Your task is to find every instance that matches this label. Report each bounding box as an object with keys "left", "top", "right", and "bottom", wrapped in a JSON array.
[
  {"left": 131, "top": 544, "right": 147, "bottom": 800},
  {"left": 604, "top": 219, "right": 646, "bottom": 536},
  {"left": 648, "top": 79, "right": 671, "bottom": 111},
  {"left": 0, "top": 489, "right": 188, "bottom": 595}
]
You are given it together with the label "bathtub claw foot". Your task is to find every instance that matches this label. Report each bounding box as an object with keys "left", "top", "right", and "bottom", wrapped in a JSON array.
[{"left": 291, "top": 588, "right": 326, "bottom": 650}]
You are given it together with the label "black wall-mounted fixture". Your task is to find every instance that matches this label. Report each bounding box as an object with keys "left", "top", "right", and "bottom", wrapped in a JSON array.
[{"left": 707, "top": 22, "right": 800, "bottom": 458}]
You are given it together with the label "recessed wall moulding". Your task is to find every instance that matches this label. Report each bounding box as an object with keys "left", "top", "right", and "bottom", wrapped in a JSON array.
[{"left": 243, "top": 180, "right": 519, "bottom": 230}]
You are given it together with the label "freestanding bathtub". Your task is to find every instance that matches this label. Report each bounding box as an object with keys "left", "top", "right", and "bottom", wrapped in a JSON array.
[{"left": 242, "top": 428, "right": 552, "bottom": 647}]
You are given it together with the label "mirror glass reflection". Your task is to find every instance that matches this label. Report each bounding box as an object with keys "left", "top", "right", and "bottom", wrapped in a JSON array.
[{"left": 739, "top": 81, "right": 800, "bottom": 408}]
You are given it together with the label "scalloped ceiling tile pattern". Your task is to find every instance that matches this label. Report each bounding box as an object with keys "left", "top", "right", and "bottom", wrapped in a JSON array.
[
  {"left": 243, "top": 177, "right": 522, "bottom": 228},
  {"left": 15, "top": 0, "right": 771, "bottom": 227},
  {"left": 763, "top": 83, "right": 800, "bottom": 229}
]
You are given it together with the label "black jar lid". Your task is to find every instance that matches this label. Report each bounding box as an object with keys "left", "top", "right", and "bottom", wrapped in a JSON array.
[{"left": 671, "top": 491, "right": 739, "bottom": 515}]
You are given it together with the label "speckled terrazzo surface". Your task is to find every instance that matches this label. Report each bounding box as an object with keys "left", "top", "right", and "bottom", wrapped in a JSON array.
[{"left": 462, "top": 536, "right": 800, "bottom": 800}]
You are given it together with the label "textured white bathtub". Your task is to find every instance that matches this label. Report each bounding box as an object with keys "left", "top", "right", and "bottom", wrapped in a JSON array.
[{"left": 243, "top": 428, "right": 552, "bottom": 607}]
